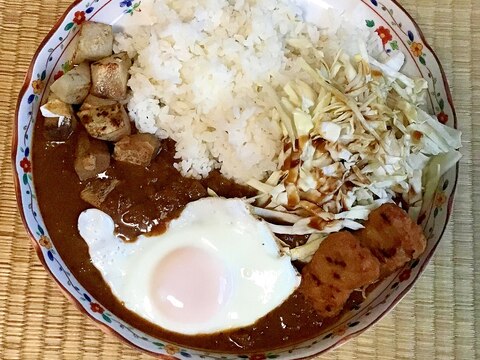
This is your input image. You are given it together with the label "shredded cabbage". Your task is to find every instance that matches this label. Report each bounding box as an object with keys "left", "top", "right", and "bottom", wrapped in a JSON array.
[{"left": 248, "top": 38, "right": 461, "bottom": 261}]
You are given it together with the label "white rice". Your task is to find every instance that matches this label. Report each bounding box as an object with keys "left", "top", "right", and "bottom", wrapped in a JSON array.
[{"left": 114, "top": 0, "right": 378, "bottom": 183}]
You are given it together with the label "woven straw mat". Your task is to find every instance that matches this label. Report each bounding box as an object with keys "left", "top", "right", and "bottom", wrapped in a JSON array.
[{"left": 0, "top": 0, "right": 479, "bottom": 358}]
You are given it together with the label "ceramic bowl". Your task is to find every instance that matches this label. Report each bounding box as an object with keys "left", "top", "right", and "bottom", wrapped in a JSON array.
[{"left": 13, "top": 0, "right": 458, "bottom": 358}]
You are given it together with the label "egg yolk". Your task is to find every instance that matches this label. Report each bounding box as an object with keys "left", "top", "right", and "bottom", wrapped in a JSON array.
[{"left": 150, "top": 246, "right": 231, "bottom": 324}]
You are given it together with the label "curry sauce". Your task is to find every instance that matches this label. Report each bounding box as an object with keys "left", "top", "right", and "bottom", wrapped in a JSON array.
[{"left": 32, "top": 117, "right": 362, "bottom": 352}]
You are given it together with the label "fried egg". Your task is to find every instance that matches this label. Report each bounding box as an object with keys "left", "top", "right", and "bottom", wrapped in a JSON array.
[{"left": 78, "top": 198, "right": 300, "bottom": 335}]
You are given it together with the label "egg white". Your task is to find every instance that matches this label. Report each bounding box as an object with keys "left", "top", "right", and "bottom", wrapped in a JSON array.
[{"left": 78, "top": 198, "right": 300, "bottom": 335}]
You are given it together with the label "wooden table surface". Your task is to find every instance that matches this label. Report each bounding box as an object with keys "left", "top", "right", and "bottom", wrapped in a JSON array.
[{"left": 0, "top": 0, "right": 479, "bottom": 358}]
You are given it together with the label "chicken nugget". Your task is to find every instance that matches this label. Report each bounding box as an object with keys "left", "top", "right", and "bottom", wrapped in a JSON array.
[
  {"left": 356, "top": 203, "right": 426, "bottom": 278},
  {"left": 300, "top": 231, "right": 380, "bottom": 318},
  {"left": 299, "top": 271, "right": 351, "bottom": 318}
]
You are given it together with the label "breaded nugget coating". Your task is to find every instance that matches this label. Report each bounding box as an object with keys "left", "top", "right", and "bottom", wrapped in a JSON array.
[{"left": 356, "top": 204, "right": 426, "bottom": 278}]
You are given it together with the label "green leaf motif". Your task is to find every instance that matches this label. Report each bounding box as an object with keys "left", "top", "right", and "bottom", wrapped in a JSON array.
[
  {"left": 390, "top": 40, "right": 399, "bottom": 50},
  {"left": 439, "top": 98, "right": 445, "bottom": 110},
  {"left": 22, "top": 173, "right": 28, "bottom": 185},
  {"left": 365, "top": 20, "right": 375, "bottom": 28},
  {"left": 102, "top": 314, "right": 112, "bottom": 323},
  {"left": 64, "top": 22, "right": 74, "bottom": 31},
  {"left": 443, "top": 179, "right": 449, "bottom": 190},
  {"left": 419, "top": 56, "right": 426, "bottom": 65},
  {"left": 152, "top": 341, "right": 164, "bottom": 347}
]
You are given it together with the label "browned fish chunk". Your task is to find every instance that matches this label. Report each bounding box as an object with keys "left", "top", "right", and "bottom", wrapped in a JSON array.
[
  {"left": 72, "top": 21, "right": 114, "bottom": 64},
  {"left": 74, "top": 132, "right": 111, "bottom": 181},
  {"left": 43, "top": 117, "right": 77, "bottom": 142},
  {"left": 299, "top": 232, "right": 380, "bottom": 318},
  {"left": 77, "top": 103, "right": 131, "bottom": 142},
  {"left": 91, "top": 52, "right": 131, "bottom": 100},
  {"left": 80, "top": 94, "right": 117, "bottom": 111},
  {"left": 356, "top": 203, "right": 426, "bottom": 278},
  {"left": 113, "top": 134, "right": 161, "bottom": 167},
  {"left": 41, "top": 98, "right": 78, "bottom": 141},
  {"left": 50, "top": 62, "right": 91, "bottom": 105},
  {"left": 81, "top": 178, "right": 120, "bottom": 208}
]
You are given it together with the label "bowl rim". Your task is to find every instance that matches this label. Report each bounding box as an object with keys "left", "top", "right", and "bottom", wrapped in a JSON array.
[
  {"left": 11, "top": 0, "right": 459, "bottom": 358},
  {"left": 11, "top": 1, "right": 175, "bottom": 359}
]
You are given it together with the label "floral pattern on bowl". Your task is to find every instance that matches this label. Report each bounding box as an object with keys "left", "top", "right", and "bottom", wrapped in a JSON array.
[{"left": 13, "top": 0, "right": 458, "bottom": 358}]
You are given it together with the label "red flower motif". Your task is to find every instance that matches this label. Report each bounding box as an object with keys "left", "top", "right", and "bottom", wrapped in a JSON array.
[
  {"left": 249, "top": 354, "right": 267, "bottom": 360},
  {"left": 437, "top": 111, "right": 448, "bottom": 124},
  {"left": 90, "top": 302, "right": 104, "bottom": 314},
  {"left": 54, "top": 70, "right": 64, "bottom": 81},
  {"left": 399, "top": 269, "right": 411, "bottom": 282},
  {"left": 375, "top": 26, "right": 393, "bottom": 46},
  {"left": 20, "top": 157, "right": 31, "bottom": 173},
  {"left": 435, "top": 191, "right": 447, "bottom": 207},
  {"left": 73, "top": 11, "right": 86, "bottom": 25}
]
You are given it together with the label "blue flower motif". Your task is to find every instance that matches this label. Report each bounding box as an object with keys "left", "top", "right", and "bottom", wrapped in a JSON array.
[
  {"left": 370, "top": 0, "right": 378, "bottom": 6},
  {"left": 120, "top": 0, "right": 133, "bottom": 7}
]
